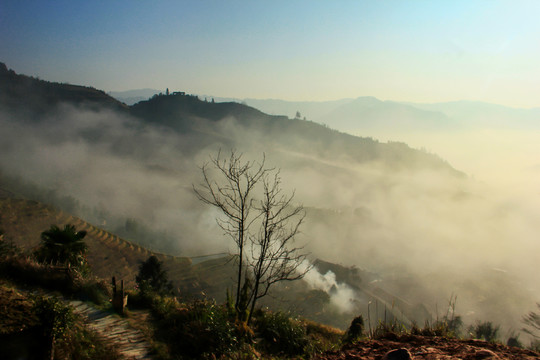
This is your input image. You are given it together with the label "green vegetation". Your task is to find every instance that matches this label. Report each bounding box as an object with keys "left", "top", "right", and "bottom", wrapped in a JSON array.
[
  {"left": 130, "top": 255, "right": 174, "bottom": 308},
  {"left": 1, "top": 229, "right": 341, "bottom": 359},
  {"left": 0, "top": 224, "right": 110, "bottom": 304},
  {"left": 143, "top": 292, "right": 343, "bottom": 359},
  {"left": 136, "top": 255, "right": 173, "bottom": 296},
  {"left": 0, "top": 282, "right": 119, "bottom": 360},
  {"left": 35, "top": 224, "right": 88, "bottom": 267},
  {"left": 33, "top": 295, "right": 75, "bottom": 358},
  {"left": 343, "top": 315, "right": 365, "bottom": 344},
  {"left": 152, "top": 298, "right": 240, "bottom": 359},
  {"left": 0, "top": 232, "right": 119, "bottom": 359},
  {"left": 256, "top": 311, "right": 308, "bottom": 356},
  {"left": 506, "top": 331, "right": 523, "bottom": 348},
  {"left": 468, "top": 321, "right": 500, "bottom": 343}
]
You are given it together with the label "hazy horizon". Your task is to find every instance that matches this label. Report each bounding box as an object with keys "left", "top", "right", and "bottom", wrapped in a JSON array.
[{"left": 2, "top": 1, "right": 540, "bottom": 108}]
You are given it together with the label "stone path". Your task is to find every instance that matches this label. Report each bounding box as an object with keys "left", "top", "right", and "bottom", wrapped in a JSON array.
[{"left": 69, "top": 300, "right": 153, "bottom": 360}]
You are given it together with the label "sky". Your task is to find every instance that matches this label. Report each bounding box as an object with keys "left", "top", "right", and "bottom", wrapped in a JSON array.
[{"left": 1, "top": 0, "right": 540, "bottom": 107}]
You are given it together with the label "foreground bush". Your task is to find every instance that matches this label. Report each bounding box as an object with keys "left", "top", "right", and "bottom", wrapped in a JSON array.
[
  {"left": 152, "top": 298, "right": 239, "bottom": 359},
  {"left": 254, "top": 310, "right": 308, "bottom": 356},
  {"left": 0, "top": 253, "right": 110, "bottom": 304},
  {"left": 0, "top": 285, "right": 119, "bottom": 360},
  {"left": 34, "top": 295, "right": 120, "bottom": 360},
  {"left": 343, "top": 315, "right": 365, "bottom": 344},
  {"left": 143, "top": 292, "right": 344, "bottom": 359},
  {"left": 469, "top": 321, "right": 500, "bottom": 342},
  {"left": 302, "top": 319, "right": 344, "bottom": 355}
]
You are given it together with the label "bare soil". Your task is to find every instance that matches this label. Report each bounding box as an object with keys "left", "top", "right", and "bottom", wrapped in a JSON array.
[{"left": 314, "top": 334, "right": 540, "bottom": 359}]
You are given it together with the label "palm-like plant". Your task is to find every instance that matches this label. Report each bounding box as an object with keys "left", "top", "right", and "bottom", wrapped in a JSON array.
[{"left": 35, "top": 224, "right": 88, "bottom": 267}]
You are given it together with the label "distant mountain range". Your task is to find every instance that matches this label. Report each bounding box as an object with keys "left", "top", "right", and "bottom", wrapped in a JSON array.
[{"left": 107, "top": 87, "right": 540, "bottom": 135}]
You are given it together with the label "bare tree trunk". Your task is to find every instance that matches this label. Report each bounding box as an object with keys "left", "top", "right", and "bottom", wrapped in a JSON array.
[
  {"left": 235, "top": 224, "right": 244, "bottom": 312},
  {"left": 193, "top": 150, "right": 267, "bottom": 319}
]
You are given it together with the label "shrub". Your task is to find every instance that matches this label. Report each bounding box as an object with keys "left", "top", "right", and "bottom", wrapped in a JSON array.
[
  {"left": 343, "top": 315, "right": 365, "bottom": 344},
  {"left": 34, "top": 224, "right": 88, "bottom": 268},
  {"left": 0, "top": 250, "right": 109, "bottom": 306},
  {"left": 469, "top": 321, "right": 500, "bottom": 342},
  {"left": 411, "top": 316, "right": 462, "bottom": 338},
  {"left": 56, "top": 321, "right": 121, "bottom": 360},
  {"left": 126, "top": 289, "right": 155, "bottom": 309},
  {"left": 0, "top": 255, "right": 75, "bottom": 292},
  {"left": 506, "top": 332, "right": 523, "bottom": 348},
  {"left": 523, "top": 303, "right": 540, "bottom": 339},
  {"left": 33, "top": 295, "right": 75, "bottom": 358},
  {"left": 75, "top": 278, "right": 110, "bottom": 305},
  {"left": 445, "top": 315, "right": 463, "bottom": 337},
  {"left": 255, "top": 311, "right": 307, "bottom": 356},
  {"left": 303, "top": 319, "right": 343, "bottom": 355},
  {"left": 153, "top": 299, "right": 239, "bottom": 359},
  {"left": 370, "top": 319, "right": 408, "bottom": 340},
  {"left": 136, "top": 255, "right": 173, "bottom": 296},
  {"left": 33, "top": 295, "right": 75, "bottom": 341}
]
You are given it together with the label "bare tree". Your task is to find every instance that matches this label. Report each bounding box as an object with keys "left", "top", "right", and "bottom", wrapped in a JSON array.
[
  {"left": 193, "top": 150, "right": 267, "bottom": 313},
  {"left": 194, "top": 150, "right": 310, "bottom": 321},
  {"left": 246, "top": 171, "right": 309, "bottom": 324}
]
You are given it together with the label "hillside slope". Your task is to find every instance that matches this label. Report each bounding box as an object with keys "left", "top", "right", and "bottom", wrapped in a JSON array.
[
  {"left": 0, "top": 63, "right": 126, "bottom": 116},
  {"left": 0, "top": 61, "right": 461, "bottom": 176},
  {"left": 129, "top": 93, "right": 461, "bottom": 174},
  {"left": 0, "top": 192, "right": 432, "bottom": 329},
  {"left": 0, "top": 195, "right": 190, "bottom": 288}
]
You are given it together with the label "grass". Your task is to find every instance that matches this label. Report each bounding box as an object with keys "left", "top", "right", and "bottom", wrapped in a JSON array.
[
  {"left": 0, "top": 282, "right": 121, "bottom": 360},
  {"left": 125, "top": 290, "right": 345, "bottom": 359}
]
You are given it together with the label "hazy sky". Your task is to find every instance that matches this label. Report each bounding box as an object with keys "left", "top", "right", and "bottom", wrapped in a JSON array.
[{"left": 2, "top": 1, "right": 540, "bottom": 107}]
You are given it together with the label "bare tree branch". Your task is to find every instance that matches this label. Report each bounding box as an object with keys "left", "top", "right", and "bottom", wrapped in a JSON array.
[
  {"left": 194, "top": 150, "right": 309, "bottom": 323},
  {"left": 193, "top": 150, "right": 268, "bottom": 313}
]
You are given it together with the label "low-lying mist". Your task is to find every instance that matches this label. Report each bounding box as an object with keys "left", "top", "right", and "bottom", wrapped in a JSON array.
[{"left": 1, "top": 103, "right": 540, "bottom": 337}]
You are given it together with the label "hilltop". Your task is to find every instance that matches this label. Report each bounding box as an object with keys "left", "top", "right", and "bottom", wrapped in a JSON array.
[{"left": 0, "top": 63, "right": 126, "bottom": 115}]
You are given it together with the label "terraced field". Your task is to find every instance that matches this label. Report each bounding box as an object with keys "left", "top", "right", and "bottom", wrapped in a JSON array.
[
  {"left": 0, "top": 195, "right": 420, "bottom": 329},
  {"left": 0, "top": 196, "right": 233, "bottom": 297}
]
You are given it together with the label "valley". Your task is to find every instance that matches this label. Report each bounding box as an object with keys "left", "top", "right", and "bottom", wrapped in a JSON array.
[{"left": 1, "top": 62, "right": 540, "bottom": 354}]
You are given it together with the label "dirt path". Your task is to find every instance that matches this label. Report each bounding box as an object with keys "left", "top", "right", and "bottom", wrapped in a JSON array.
[{"left": 69, "top": 300, "right": 153, "bottom": 360}]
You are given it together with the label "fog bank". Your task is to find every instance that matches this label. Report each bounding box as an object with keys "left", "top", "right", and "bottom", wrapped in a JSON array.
[{"left": 1, "top": 103, "right": 540, "bottom": 336}]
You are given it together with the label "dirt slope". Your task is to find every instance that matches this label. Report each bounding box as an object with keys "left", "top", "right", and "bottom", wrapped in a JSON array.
[
  {"left": 0, "top": 196, "right": 208, "bottom": 293},
  {"left": 315, "top": 334, "right": 540, "bottom": 359}
]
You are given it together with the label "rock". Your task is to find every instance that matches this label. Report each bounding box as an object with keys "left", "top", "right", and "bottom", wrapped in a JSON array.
[
  {"left": 474, "top": 349, "right": 499, "bottom": 359},
  {"left": 382, "top": 348, "right": 413, "bottom": 360}
]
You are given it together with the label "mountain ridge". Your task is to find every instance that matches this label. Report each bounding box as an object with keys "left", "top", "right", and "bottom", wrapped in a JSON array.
[{"left": 0, "top": 61, "right": 460, "bottom": 175}]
